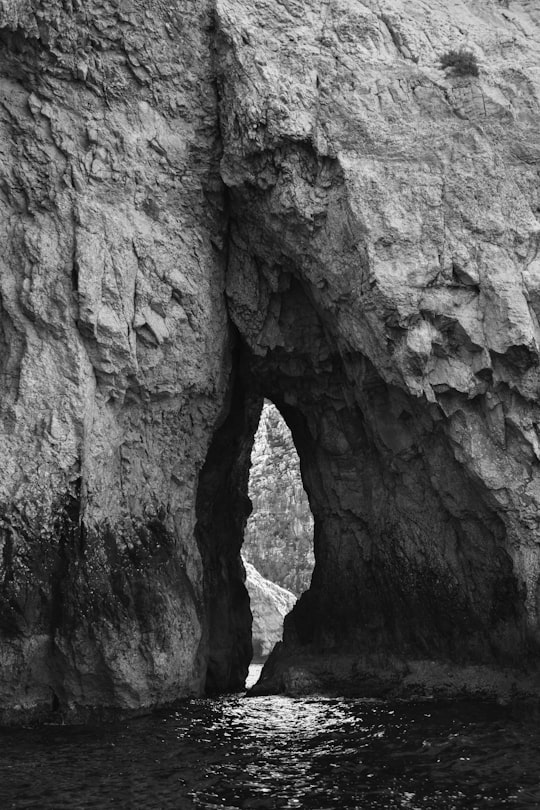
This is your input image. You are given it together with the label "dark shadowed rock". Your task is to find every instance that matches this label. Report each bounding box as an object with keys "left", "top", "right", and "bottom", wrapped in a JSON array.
[{"left": 1, "top": 0, "right": 540, "bottom": 721}]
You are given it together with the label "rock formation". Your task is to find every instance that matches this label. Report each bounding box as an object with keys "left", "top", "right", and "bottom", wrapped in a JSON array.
[
  {"left": 243, "top": 401, "right": 314, "bottom": 596},
  {"left": 244, "top": 560, "right": 296, "bottom": 660},
  {"left": 217, "top": 0, "right": 540, "bottom": 699},
  {"left": 1, "top": 0, "right": 540, "bottom": 719},
  {"left": 0, "top": 0, "right": 241, "bottom": 720}
]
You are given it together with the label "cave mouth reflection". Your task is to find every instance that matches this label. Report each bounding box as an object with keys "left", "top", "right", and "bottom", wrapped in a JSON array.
[{"left": 242, "top": 400, "right": 315, "bottom": 667}]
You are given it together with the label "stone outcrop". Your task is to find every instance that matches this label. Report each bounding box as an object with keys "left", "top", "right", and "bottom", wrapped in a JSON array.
[
  {"left": 243, "top": 401, "right": 314, "bottom": 596},
  {"left": 0, "top": 0, "right": 244, "bottom": 720},
  {"left": 216, "top": 0, "right": 540, "bottom": 697},
  {"left": 244, "top": 560, "right": 296, "bottom": 660},
  {"left": 1, "top": 0, "right": 540, "bottom": 720}
]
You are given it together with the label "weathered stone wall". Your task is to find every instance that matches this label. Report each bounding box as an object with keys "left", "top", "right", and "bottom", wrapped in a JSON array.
[
  {"left": 243, "top": 401, "right": 314, "bottom": 596},
  {"left": 217, "top": 0, "right": 540, "bottom": 695},
  {"left": 2, "top": 0, "right": 540, "bottom": 719},
  {"left": 0, "top": 0, "right": 238, "bottom": 720}
]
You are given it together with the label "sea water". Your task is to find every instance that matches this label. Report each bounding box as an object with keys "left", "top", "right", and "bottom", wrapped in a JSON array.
[{"left": 1, "top": 665, "right": 539, "bottom": 809}]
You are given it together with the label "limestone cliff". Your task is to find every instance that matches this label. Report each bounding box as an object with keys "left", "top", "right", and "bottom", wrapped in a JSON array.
[
  {"left": 0, "top": 0, "right": 246, "bottom": 720},
  {"left": 244, "top": 560, "right": 296, "bottom": 660},
  {"left": 1, "top": 0, "right": 540, "bottom": 720},
  {"left": 243, "top": 401, "right": 314, "bottom": 596},
  {"left": 216, "top": 0, "right": 540, "bottom": 696}
]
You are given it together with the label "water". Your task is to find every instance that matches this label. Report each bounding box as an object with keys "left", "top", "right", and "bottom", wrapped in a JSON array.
[{"left": 1, "top": 665, "right": 540, "bottom": 809}]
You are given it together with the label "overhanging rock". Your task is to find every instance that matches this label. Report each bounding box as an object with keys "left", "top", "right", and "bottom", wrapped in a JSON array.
[{"left": 1, "top": 0, "right": 540, "bottom": 721}]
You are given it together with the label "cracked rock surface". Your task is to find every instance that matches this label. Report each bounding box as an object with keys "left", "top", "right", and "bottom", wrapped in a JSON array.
[
  {"left": 217, "top": 0, "right": 540, "bottom": 696},
  {"left": 1, "top": 0, "right": 540, "bottom": 720},
  {"left": 0, "top": 0, "right": 234, "bottom": 720},
  {"left": 243, "top": 401, "right": 314, "bottom": 597}
]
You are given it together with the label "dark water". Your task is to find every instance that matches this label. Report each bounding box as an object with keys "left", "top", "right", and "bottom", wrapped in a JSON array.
[{"left": 1, "top": 666, "right": 540, "bottom": 809}]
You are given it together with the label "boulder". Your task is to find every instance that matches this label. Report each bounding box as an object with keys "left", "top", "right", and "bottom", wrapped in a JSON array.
[{"left": 244, "top": 560, "right": 296, "bottom": 660}]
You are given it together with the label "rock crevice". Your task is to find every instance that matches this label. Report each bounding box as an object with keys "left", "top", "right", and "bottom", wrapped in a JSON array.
[
  {"left": 214, "top": 0, "right": 540, "bottom": 695},
  {"left": 1, "top": 0, "right": 540, "bottom": 719}
]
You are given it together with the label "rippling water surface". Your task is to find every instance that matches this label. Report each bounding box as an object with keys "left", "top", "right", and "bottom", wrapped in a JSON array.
[{"left": 1, "top": 665, "right": 540, "bottom": 809}]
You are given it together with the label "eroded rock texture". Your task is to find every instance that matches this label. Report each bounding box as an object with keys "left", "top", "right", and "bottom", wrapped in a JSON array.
[
  {"left": 0, "top": 0, "right": 243, "bottom": 720},
  {"left": 1, "top": 0, "right": 540, "bottom": 720},
  {"left": 216, "top": 0, "right": 540, "bottom": 695},
  {"left": 243, "top": 401, "right": 314, "bottom": 596}
]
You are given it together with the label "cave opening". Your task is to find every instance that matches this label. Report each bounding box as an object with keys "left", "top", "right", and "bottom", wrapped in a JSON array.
[
  {"left": 195, "top": 253, "right": 531, "bottom": 698},
  {"left": 193, "top": 361, "right": 318, "bottom": 695},
  {"left": 242, "top": 399, "right": 315, "bottom": 667}
]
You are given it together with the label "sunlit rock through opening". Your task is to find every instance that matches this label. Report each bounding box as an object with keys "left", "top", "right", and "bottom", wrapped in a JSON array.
[
  {"left": 243, "top": 401, "right": 314, "bottom": 675},
  {"left": 2, "top": 0, "right": 540, "bottom": 736},
  {"left": 3, "top": 0, "right": 540, "bottom": 801}
]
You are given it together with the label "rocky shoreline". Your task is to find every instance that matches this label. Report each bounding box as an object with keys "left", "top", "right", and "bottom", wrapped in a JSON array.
[{"left": 1, "top": 0, "right": 540, "bottom": 721}]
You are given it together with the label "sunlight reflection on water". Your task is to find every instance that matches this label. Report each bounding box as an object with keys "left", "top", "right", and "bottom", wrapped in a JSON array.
[{"left": 0, "top": 665, "right": 539, "bottom": 808}]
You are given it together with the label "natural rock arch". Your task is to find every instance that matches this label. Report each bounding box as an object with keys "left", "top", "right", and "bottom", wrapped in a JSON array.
[
  {"left": 196, "top": 268, "right": 532, "bottom": 696},
  {"left": 1, "top": 0, "right": 540, "bottom": 721},
  {"left": 210, "top": 0, "right": 540, "bottom": 693}
]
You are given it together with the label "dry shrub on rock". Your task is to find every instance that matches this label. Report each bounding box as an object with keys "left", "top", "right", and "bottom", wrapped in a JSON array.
[{"left": 440, "top": 48, "right": 479, "bottom": 76}]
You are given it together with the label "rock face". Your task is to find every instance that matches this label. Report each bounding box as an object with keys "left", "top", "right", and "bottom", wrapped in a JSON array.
[
  {"left": 244, "top": 561, "right": 296, "bottom": 660},
  {"left": 1, "top": 0, "right": 540, "bottom": 720},
  {"left": 243, "top": 402, "right": 314, "bottom": 596},
  {"left": 217, "top": 0, "right": 540, "bottom": 696},
  {"left": 0, "top": 0, "right": 246, "bottom": 720}
]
